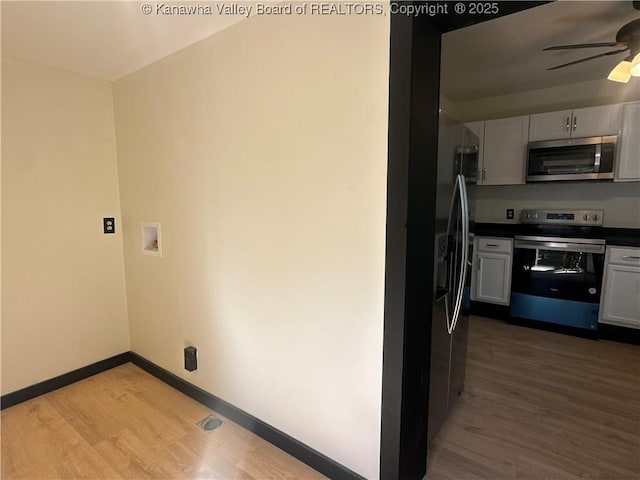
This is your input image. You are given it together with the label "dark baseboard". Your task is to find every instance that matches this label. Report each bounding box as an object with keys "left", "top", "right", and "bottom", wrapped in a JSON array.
[
  {"left": 0, "top": 352, "right": 131, "bottom": 410},
  {"left": 470, "top": 301, "right": 510, "bottom": 320},
  {"left": 128, "top": 353, "right": 365, "bottom": 480},
  {"left": 598, "top": 323, "right": 640, "bottom": 346},
  {"left": 508, "top": 316, "right": 599, "bottom": 340}
]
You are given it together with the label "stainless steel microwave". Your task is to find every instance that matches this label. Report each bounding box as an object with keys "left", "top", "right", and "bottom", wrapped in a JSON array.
[{"left": 526, "top": 135, "right": 617, "bottom": 182}]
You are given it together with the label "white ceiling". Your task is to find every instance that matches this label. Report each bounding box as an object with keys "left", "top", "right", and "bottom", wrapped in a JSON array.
[
  {"left": 442, "top": 0, "right": 640, "bottom": 101},
  {"left": 1, "top": 1, "right": 247, "bottom": 81},
  {"left": 2, "top": 0, "right": 639, "bottom": 97}
]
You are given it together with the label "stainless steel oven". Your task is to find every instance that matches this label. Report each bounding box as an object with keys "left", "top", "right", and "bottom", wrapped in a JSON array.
[{"left": 510, "top": 210, "right": 606, "bottom": 331}]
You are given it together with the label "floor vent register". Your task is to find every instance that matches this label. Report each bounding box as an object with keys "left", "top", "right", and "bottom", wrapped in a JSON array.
[{"left": 197, "top": 415, "right": 223, "bottom": 432}]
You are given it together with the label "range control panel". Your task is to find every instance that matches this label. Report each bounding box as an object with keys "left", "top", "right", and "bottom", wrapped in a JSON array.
[{"left": 520, "top": 209, "right": 604, "bottom": 226}]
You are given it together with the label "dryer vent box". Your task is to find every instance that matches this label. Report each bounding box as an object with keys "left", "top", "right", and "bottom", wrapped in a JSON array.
[{"left": 184, "top": 346, "right": 197, "bottom": 372}]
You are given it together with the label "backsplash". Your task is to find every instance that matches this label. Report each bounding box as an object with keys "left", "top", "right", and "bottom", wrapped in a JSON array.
[{"left": 475, "top": 182, "right": 640, "bottom": 228}]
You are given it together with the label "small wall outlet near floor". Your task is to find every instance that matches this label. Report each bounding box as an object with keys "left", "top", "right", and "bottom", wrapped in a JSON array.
[
  {"left": 506, "top": 209, "right": 514, "bottom": 220},
  {"left": 184, "top": 346, "right": 197, "bottom": 372}
]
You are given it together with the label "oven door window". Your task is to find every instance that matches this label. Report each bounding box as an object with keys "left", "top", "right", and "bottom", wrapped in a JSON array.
[{"left": 512, "top": 247, "right": 604, "bottom": 302}]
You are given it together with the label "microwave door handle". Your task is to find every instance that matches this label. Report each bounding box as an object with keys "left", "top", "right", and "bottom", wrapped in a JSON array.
[{"left": 594, "top": 144, "right": 601, "bottom": 173}]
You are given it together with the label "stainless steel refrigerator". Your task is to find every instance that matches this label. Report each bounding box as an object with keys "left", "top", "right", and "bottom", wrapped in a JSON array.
[{"left": 427, "top": 110, "right": 477, "bottom": 443}]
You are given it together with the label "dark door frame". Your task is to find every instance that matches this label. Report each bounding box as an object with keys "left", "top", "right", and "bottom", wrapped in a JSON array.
[{"left": 380, "top": 3, "right": 549, "bottom": 479}]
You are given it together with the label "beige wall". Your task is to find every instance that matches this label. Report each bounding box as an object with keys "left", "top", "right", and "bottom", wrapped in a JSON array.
[
  {"left": 475, "top": 182, "right": 640, "bottom": 228},
  {"left": 113, "top": 13, "right": 389, "bottom": 479},
  {"left": 1, "top": 58, "right": 130, "bottom": 395}
]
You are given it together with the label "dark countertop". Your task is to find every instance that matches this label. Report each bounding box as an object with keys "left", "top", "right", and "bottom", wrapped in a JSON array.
[{"left": 473, "top": 222, "right": 640, "bottom": 248}]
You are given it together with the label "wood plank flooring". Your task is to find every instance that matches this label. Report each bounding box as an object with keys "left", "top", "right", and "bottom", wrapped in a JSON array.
[
  {"left": 1, "top": 364, "right": 326, "bottom": 479},
  {"left": 3, "top": 317, "right": 638, "bottom": 479},
  {"left": 427, "top": 316, "right": 640, "bottom": 480}
]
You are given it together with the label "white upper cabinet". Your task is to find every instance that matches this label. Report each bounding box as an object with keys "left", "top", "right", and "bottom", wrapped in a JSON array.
[
  {"left": 465, "top": 121, "right": 485, "bottom": 155},
  {"left": 528, "top": 104, "right": 623, "bottom": 142},
  {"left": 481, "top": 115, "right": 529, "bottom": 185},
  {"left": 528, "top": 109, "right": 573, "bottom": 141},
  {"left": 615, "top": 102, "right": 640, "bottom": 182}
]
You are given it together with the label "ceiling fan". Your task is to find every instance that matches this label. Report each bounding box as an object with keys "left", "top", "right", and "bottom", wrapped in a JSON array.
[{"left": 544, "top": 1, "right": 640, "bottom": 83}]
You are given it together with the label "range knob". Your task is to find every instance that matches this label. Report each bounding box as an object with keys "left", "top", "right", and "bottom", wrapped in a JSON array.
[
  {"left": 533, "top": 213, "right": 539, "bottom": 220},
  {"left": 583, "top": 214, "right": 591, "bottom": 221},
  {"left": 592, "top": 214, "right": 599, "bottom": 222}
]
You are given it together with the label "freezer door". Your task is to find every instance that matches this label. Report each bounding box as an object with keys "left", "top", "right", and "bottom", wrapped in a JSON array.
[
  {"left": 449, "top": 309, "right": 469, "bottom": 404},
  {"left": 428, "top": 293, "right": 450, "bottom": 442},
  {"left": 428, "top": 175, "right": 469, "bottom": 442}
]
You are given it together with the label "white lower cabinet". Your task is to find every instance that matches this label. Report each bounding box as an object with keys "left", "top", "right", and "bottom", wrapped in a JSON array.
[
  {"left": 599, "top": 246, "right": 640, "bottom": 329},
  {"left": 471, "top": 237, "right": 513, "bottom": 306}
]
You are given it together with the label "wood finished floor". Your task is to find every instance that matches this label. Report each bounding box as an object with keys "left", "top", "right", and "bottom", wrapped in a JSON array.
[
  {"left": 1, "top": 363, "right": 326, "bottom": 479},
  {"left": 2, "top": 317, "right": 639, "bottom": 480},
  {"left": 428, "top": 316, "right": 640, "bottom": 480}
]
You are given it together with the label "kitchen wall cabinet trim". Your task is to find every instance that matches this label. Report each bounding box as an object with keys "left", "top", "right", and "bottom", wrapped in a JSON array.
[{"left": 599, "top": 246, "right": 640, "bottom": 330}]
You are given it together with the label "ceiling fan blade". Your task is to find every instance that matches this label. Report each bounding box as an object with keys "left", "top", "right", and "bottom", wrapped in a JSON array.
[
  {"left": 548, "top": 48, "right": 630, "bottom": 71},
  {"left": 544, "top": 42, "right": 628, "bottom": 50}
]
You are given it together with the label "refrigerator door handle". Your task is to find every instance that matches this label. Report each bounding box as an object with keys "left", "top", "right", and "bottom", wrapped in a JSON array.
[{"left": 446, "top": 174, "right": 469, "bottom": 335}]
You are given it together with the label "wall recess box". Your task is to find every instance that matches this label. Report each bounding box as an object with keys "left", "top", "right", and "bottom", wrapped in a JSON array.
[{"left": 141, "top": 222, "right": 162, "bottom": 257}]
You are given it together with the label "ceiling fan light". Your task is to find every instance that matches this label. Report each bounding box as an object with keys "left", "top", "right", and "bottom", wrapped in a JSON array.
[
  {"left": 608, "top": 60, "right": 632, "bottom": 83},
  {"left": 630, "top": 52, "right": 640, "bottom": 77}
]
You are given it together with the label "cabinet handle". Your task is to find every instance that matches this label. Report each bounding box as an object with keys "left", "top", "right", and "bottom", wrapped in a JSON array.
[
  {"left": 482, "top": 168, "right": 487, "bottom": 181},
  {"left": 485, "top": 244, "right": 499, "bottom": 247},
  {"left": 573, "top": 116, "right": 577, "bottom": 131},
  {"left": 622, "top": 255, "right": 640, "bottom": 260},
  {"left": 566, "top": 117, "right": 570, "bottom": 131}
]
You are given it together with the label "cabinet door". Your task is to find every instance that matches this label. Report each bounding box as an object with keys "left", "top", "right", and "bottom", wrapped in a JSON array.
[
  {"left": 474, "top": 252, "right": 512, "bottom": 305},
  {"left": 572, "top": 104, "right": 622, "bottom": 138},
  {"left": 528, "top": 110, "right": 573, "bottom": 141},
  {"left": 464, "top": 121, "right": 484, "bottom": 184},
  {"left": 600, "top": 264, "right": 640, "bottom": 329},
  {"left": 615, "top": 102, "right": 640, "bottom": 182},
  {"left": 482, "top": 116, "right": 529, "bottom": 185}
]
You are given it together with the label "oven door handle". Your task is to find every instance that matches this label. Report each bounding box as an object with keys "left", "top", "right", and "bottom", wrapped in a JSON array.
[{"left": 514, "top": 239, "right": 605, "bottom": 254}]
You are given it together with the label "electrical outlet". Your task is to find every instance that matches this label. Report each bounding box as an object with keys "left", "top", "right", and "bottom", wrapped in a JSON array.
[
  {"left": 103, "top": 217, "right": 115, "bottom": 234},
  {"left": 506, "top": 209, "right": 514, "bottom": 220},
  {"left": 184, "top": 346, "right": 197, "bottom": 371}
]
